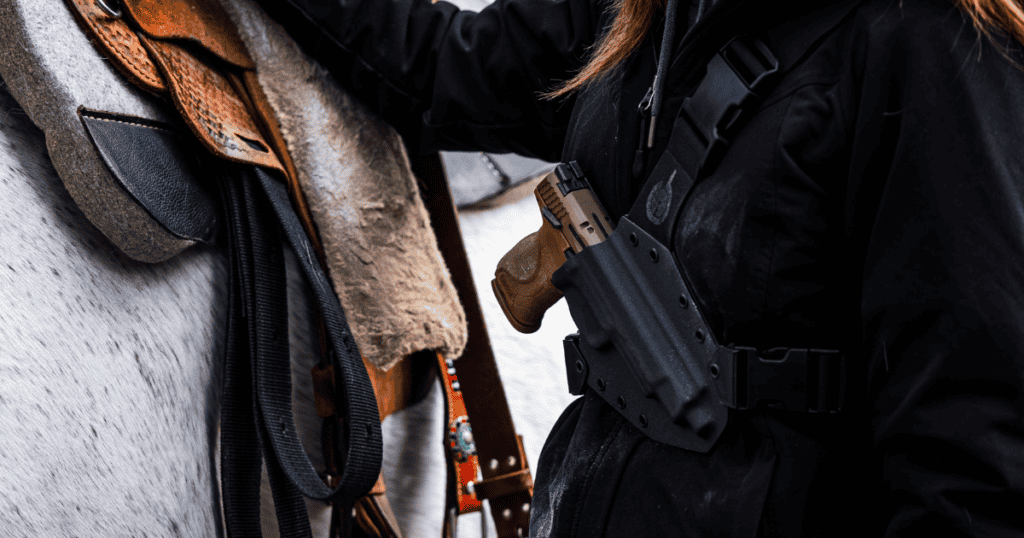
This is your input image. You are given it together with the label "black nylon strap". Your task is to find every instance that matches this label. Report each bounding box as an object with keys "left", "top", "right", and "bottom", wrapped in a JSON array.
[
  {"left": 241, "top": 174, "right": 316, "bottom": 537},
  {"left": 219, "top": 164, "right": 382, "bottom": 537},
  {"left": 220, "top": 165, "right": 263, "bottom": 538},
  {"left": 629, "top": 1, "right": 866, "bottom": 247},
  {"left": 220, "top": 165, "right": 314, "bottom": 537},
  {"left": 252, "top": 166, "right": 382, "bottom": 503}
]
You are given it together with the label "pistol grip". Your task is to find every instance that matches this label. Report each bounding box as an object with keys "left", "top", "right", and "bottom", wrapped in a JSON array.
[{"left": 492, "top": 219, "right": 567, "bottom": 333}]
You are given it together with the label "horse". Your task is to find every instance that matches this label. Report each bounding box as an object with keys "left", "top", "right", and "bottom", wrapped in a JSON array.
[{"left": 0, "top": 0, "right": 577, "bottom": 535}]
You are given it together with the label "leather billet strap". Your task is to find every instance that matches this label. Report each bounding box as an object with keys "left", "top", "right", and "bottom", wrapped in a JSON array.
[{"left": 414, "top": 155, "right": 533, "bottom": 538}]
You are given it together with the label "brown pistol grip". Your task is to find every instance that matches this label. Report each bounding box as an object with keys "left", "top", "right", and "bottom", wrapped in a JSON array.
[{"left": 491, "top": 217, "right": 568, "bottom": 334}]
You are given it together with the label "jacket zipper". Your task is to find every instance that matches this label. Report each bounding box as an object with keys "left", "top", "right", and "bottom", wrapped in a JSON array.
[{"left": 632, "top": 85, "right": 654, "bottom": 180}]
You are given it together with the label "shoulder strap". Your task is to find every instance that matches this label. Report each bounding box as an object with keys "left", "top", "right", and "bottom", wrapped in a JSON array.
[{"left": 629, "top": 0, "right": 866, "bottom": 247}]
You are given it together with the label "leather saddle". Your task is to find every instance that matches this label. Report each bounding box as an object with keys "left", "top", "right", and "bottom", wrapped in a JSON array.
[{"left": 0, "top": 0, "right": 534, "bottom": 535}]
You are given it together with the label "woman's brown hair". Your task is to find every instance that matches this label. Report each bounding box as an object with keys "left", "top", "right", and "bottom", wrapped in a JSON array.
[
  {"left": 546, "top": 0, "right": 1024, "bottom": 99},
  {"left": 544, "top": 0, "right": 662, "bottom": 98}
]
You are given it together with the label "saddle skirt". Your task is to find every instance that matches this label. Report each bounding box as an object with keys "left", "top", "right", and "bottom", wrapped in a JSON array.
[{"left": 0, "top": 0, "right": 467, "bottom": 370}]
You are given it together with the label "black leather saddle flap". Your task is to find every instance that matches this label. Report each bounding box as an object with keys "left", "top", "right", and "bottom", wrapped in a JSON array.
[{"left": 80, "top": 108, "right": 218, "bottom": 244}]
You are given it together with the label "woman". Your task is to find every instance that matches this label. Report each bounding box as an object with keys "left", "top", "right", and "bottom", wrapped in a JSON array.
[{"left": 256, "top": 0, "right": 1024, "bottom": 535}]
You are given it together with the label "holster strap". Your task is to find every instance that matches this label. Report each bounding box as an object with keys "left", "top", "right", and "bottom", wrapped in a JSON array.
[{"left": 720, "top": 347, "right": 846, "bottom": 413}]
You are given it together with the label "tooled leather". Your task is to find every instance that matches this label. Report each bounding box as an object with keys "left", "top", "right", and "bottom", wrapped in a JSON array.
[
  {"left": 141, "top": 37, "right": 284, "bottom": 173},
  {"left": 64, "top": 0, "right": 166, "bottom": 94},
  {"left": 122, "top": 0, "right": 255, "bottom": 70}
]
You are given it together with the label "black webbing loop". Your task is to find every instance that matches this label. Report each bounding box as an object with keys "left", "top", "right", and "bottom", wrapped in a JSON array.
[
  {"left": 219, "top": 164, "right": 382, "bottom": 538},
  {"left": 252, "top": 166, "right": 382, "bottom": 502},
  {"left": 241, "top": 174, "right": 316, "bottom": 537}
]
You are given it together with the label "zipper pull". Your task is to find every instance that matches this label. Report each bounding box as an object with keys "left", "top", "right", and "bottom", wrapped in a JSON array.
[{"left": 632, "top": 86, "right": 654, "bottom": 180}]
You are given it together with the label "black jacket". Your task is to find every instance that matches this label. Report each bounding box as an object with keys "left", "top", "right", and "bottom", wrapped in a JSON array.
[{"left": 258, "top": 0, "right": 1024, "bottom": 535}]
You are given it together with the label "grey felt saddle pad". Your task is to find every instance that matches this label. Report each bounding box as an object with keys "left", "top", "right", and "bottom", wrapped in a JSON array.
[{"left": 0, "top": 0, "right": 196, "bottom": 263}]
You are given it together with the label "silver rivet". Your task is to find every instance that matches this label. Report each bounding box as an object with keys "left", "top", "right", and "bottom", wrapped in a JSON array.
[
  {"left": 447, "top": 367, "right": 456, "bottom": 376},
  {"left": 522, "top": 503, "right": 531, "bottom": 513},
  {"left": 466, "top": 481, "right": 475, "bottom": 494},
  {"left": 517, "top": 529, "right": 524, "bottom": 537},
  {"left": 489, "top": 459, "right": 499, "bottom": 471},
  {"left": 452, "top": 380, "right": 461, "bottom": 391},
  {"left": 506, "top": 456, "right": 517, "bottom": 467},
  {"left": 502, "top": 509, "right": 512, "bottom": 520}
]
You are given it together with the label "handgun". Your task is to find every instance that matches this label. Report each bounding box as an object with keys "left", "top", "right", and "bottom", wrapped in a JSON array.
[{"left": 491, "top": 161, "right": 613, "bottom": 333}]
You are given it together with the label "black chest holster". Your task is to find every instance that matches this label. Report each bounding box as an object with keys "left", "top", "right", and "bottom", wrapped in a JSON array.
[{"left": 552, "top": 15, "right": 859, "bottom": 453}]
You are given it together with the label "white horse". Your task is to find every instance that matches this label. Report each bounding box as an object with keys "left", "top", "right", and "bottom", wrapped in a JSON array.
[{"left": 0, "top": 2, "right": 577, "bottom": 537}]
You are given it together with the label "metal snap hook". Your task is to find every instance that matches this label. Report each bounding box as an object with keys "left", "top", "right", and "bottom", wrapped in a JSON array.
[{"left": 95, "top": 0, "right": 122, "bottom": 18}]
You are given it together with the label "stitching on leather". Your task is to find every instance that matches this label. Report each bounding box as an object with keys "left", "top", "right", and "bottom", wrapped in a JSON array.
[
  {"left": 81, "top": 113, "right": 175, "bottom": 133},
  {"left": 89, "top": 14, "right": 164, "bottom": 89}
]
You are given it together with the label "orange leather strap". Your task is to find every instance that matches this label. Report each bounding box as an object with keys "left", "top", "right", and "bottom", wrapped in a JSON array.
[
  {"left": 414, "top": 155, "right": 534, "bottom": 538},
  {"left": 436, "top": 351, "right": 484, "bottom": 520}
]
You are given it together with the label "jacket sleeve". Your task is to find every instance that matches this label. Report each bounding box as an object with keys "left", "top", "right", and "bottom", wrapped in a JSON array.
[
  {"left": 252, "top": 0, "right": 607, "bottom": 161},
  {"left": 850, "top": 5, "right": 1024, "bottom": 535}
]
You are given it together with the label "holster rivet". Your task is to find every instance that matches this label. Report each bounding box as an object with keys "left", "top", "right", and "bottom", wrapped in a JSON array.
[
  {"left": 710, "top": 363, "right": 720, "bottom": 379},
  {"left": 639, "top": 414, "right": 649, "bottom": 427},
  {"left": 679, "top": 294, "right": 689, "bottom": 308},
  {"left": 695, "top": 330, "right": 705, "bottom": 343},
  {"left": 597, "top": 378, "right": 606, "bottom": 391},
  {"left": 649, "top": 249, "right": 659, "bottom": 262},
  {"left": 629, "top": 232, "right": 638, "bottom": 246},
  {"left": 617, "top": 396, "right": 627, "bottom": 409},
  {"left": 575, "top": 360, "right": 584, "bottom": 373}
]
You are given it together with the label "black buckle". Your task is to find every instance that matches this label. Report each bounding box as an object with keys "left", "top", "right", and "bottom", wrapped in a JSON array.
[
  {"left": 719, "top": 347, "right": 846, "bottom": 413},
  {"left": 680, "top": 35, "right": 779, "bottom": 176}
]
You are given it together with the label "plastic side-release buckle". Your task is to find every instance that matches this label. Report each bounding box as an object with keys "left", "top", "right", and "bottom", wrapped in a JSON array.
[
  {"left": 717, "top": 347, "right": 846, "bottom": 413},
  {"left": 679, "top": 35, "right": 779, "bottom": 177}
]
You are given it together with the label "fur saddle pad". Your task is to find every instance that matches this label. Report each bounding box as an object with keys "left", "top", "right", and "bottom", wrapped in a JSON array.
[{"left": 0, "top": 0, "right": 466, "bottom": 370}]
